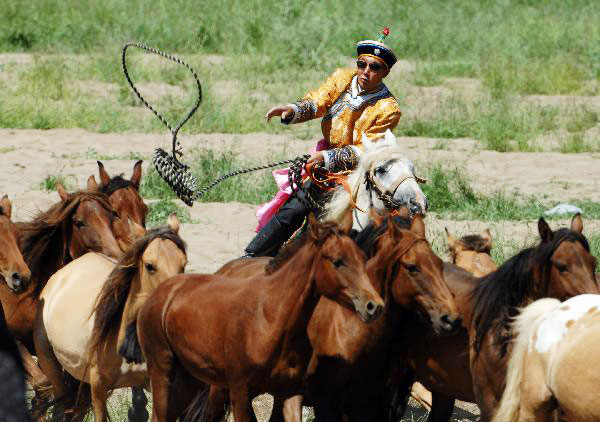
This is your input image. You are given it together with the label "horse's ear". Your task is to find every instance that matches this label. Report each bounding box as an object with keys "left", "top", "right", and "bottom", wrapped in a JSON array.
[
  {"left": 384, "top": 129, "right": 398, "bottom": 146},
  {"left": 130, "top": 160, "right": 143, "bottom": 190},
  {"left": 97, "top": 161, "right": 111, "bottom": 186},
  {"left": 369, "top": 208, "right": 384, "bottom": 228},
  {"left": 538, "top": 217, "right": 554, "bottom": 243},
  {"left": 0, "top": 195, "right": 11, "bottom": 219},
  {"left": 445, "top": 228, "right": 464, "bottom": 253},
  {"left": 340, "top": 207, "right": 354, "bottom": 233},
  {"left": 56, "top": 183, "right": 69, "bottom": 202},
  {"left": 571, "top": 213, "right": 584, "bottom": 234},
  {"left": 481, "top": 228, "right": 493, "bottom": 249},
  {"left": 410, "top": 214, "right": 426, "bottom": 237},
  {"left": 167, "top": 213, "right": 180, "bottom": 234},
  {"left": 87, "top": 175, "right": 98, "bottom": 191},
  {"left": 129, "top": 218, "right": 146, "bottom": 239},
  {"left": 361, "top": 132, "right": 374, "bottom": 151}
]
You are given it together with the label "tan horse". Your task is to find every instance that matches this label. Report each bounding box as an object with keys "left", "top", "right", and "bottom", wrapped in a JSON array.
[
  {"left": 446, "top": 227, "right": 496, "bottom": 277},
  {"left": 494, "top": 294, "right": 600, "bottom": 422},
  {"left": 33, "top": 215, "right": 186, "bottom": 421}
]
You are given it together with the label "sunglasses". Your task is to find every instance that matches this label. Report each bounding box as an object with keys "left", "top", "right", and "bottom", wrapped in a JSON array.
[{"left": 356, "top": 60, "right": 383, "bottom": 72}]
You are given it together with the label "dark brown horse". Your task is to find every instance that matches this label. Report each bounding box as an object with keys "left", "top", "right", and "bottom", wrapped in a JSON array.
[
  {"left": 88, "top": 160, "right": 148, "bottom": 248},
  {"left": 396, "top": 215, "right": 598, "bottom": 422},
  {"left": 137, "top": 216, "right": 384, "bottom": 422},
  {"left": 0, "top": 186, "right": 123, "bottom": 396}
]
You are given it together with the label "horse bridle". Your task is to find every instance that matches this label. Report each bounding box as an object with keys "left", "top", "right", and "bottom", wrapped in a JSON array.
[{"left": 364, "top": 170, "right": 428, "bottom": 211}]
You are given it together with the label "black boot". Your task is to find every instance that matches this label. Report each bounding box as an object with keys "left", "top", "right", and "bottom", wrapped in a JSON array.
[{"left": 244, "top": 192, "right": 311, "bottom": 257}]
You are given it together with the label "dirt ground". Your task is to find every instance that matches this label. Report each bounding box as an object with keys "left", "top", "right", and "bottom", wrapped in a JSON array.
[{"left": 2, "top": 128, "right": 597, "bottom": 420}]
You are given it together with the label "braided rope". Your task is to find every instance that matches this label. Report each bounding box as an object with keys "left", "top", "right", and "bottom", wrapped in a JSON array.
[
  {"left": 122, "top": 42, "right": 202, "bottom": 158},
  {"left": 122, "top": 42, "right": 313, "bottom": 206}
]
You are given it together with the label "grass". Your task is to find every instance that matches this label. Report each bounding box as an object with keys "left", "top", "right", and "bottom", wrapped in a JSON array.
[
  {"left": 422, "top": 163, "right": 600, "bottom": 221},
  {"left": 39, "top": 173, "right": 76, "bottom": 191},
  {"left": 146, "top": 199, "right": 191, "bottom": 227},
  {"left": 0, "top": 1, "right": 599, "bottom": 151}
]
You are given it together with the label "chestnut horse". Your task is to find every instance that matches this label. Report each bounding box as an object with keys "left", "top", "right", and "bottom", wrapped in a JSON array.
[
  {"left": 137, "top": 216, "right": 384, "bottom": 422},
  {"left": 494, "top": 294, "right": 600, "bottom": 422},
  {"left": 0, "top": 195, "right": 31, "bottom": 294},
  {"left": 216, "top": 213, "right": 460, "bottom": 422},
  {"left": 88, "top": 160, "right": 148, "bottom": 248},
  {"left": 395, "top": 215, "right": 598, "bottom": 422},
  {"left": 33, "top": 215, "right": 186, "bottom": 421},
  {"left": 0, "top": 186, "right": 123, "bottom": 401},
  {"left": 0, "top": 194, "right": 32, "bottom": 420}
]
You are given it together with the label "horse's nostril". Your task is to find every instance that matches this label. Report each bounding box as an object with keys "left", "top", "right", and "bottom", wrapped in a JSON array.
[
  {"left": 12, "top": 272, "right": 20, "bottom": 281},
  {"left": 366, "top": 301, "right": 376, "bottom": 313}
]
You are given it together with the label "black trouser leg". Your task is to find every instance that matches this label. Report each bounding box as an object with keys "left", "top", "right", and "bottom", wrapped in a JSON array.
[{"left": 245, "top": 190, "right": 311, "bottom": 257}]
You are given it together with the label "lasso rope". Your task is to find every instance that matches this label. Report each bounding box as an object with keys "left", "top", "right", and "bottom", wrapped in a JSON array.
[{"left": 121, "top": 42, "right": 309, "bottom": 206}]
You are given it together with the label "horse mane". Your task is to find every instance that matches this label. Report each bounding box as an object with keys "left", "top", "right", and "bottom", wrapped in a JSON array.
[
  {"left": 448, "top": 233, "right": 491, "bottom": 261},
  {"left": 99, "top": 175, "right": 134, "bottom": 196},
  {"left": 471, "top": 228, "right": 589, "bottom": 354},
  {"left": 353, "top": 215, "right": 411, "bottom": 257},
  {"left": 324, "top": 145, "right": 412, "bottom": 223},
  {"left": 491, "top": 297, "right": 561, "bottom": 422},
  {"left": 265, "top": 221, "right": 344, "bottom": 275},
  {"left": 88, "top": 226, "right": 186, "bottom": 356},
  {"left": 18, "top": 190, "right": 115, "bottom": 297}
]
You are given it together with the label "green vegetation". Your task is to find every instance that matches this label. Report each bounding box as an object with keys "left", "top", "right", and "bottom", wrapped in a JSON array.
[
  {"left": 423, "top": 163, "right": 600, "bottom": 221},
  {"left": 1, "top": 1, "right": 599, "bottom": 151},
  {"left": 146, "top": 199, "right": 191, "bottom": 227},
  {"left": 39, "top": 173, "right": 76, "bottom": 191}
]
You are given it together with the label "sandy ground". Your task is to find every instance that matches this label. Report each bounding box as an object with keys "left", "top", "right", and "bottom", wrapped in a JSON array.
[{"left": 3, "top": 128, "right": 598, "bottom": 420}]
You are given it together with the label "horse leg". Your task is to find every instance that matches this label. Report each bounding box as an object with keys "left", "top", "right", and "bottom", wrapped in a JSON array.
[
  {"left": 427, "top": 392, "right": 454, "bottom": 422},
  {"left": 270, "top": 394, "right": 302, "bottom": 422},
  {"left": 89, "top": 368, "right": 110, "bottom": 422},
  {"left": 282, "top": 395, "right": 303, "bottom": 422},
  {"left": 205, "top": 386, "right": 229, "bottom": 422},
  {"left": 33, "top": 307, "right": 70, "bottom": 419},
  {"left": 128, "top": 386, "right": 149, "bottom": 422},
  {"left": 229, "top": 384, "right": 257, "bottom": 422}
]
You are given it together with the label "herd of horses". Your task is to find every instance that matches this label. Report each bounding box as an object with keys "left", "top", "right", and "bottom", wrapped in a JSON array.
[{"left": 0, "top": 148, "right": 599, "bottom": 422}]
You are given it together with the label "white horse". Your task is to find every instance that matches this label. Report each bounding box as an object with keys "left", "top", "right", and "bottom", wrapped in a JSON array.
[{"left": 325, "top": 129, "right": 428, "bottom": 230}]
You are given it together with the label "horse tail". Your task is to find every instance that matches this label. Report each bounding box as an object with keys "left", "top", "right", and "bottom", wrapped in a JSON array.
[
  {"left": 492, "top": 298, "right": 561, "bottom": 422},
  {"left": 181, "top": 385, "right": 229, "bottom": 422}
]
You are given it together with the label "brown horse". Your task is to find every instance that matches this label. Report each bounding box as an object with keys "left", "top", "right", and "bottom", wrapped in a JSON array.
[
  {"left": 396, "top": 214, "right": 598, "bottom": 422},
  {"left": 88, "top": 160, "right": 148, "bottom": 248},
  {"left": 137, "top": 216, "right": 384, "bottom": 422},
  {"left": 33, "top": 215, "right": 186, "bottom": 421},
  {"left": 0, "top": 185, "right": 123, "bottom": 398},
  {"left": 0, "top": 195, "right": 31, "bottom": 294},
  {"left": 410, "top": 227, "right": 498, "bottom": 412}
]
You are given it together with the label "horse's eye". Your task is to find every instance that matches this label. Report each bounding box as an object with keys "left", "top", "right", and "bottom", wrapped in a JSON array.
[
  {"left": 145, "top": 263, "right": 156, "bottom": 273},
  {"left": 375, "top": 166, "right": 387, "bottom": 175},
  {"left": 333, "top": 259, "right": 345, "bottom": 268},
  {"left": 74, "top": 220, "right": 85, "bottom": 228},
  {"left": 555, "top": 262, "right": 568, "bottom": 273},
  {"left": 405, "top": 264, "right": 420, "bottom": 274}
]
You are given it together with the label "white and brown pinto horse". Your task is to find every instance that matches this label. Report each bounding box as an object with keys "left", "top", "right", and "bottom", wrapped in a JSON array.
[
  {"left": 494, "top": 294, "right": 600, "bottom": 422},
  {"left": 33, "top": 215, "right": 187, "bottom": 421},
  {"left": 325, "top": 130, "right": 428, "bottom": 230}
]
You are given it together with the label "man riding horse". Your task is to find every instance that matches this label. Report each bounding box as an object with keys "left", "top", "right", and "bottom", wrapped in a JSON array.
[{"left": 244, "top": 28, "right": 402, "bottom": 257}]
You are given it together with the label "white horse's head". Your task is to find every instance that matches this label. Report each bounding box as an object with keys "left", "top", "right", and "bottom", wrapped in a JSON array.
[{"left": 325, "top": 130, "right": 428, "bottom": 230}]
